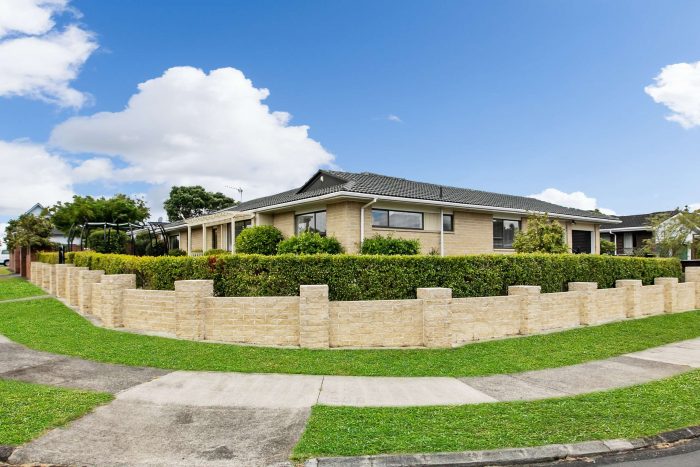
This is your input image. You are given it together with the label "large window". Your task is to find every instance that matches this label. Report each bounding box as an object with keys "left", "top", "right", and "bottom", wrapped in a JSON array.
[
  {"left": 168, "top": 235, "right": 180, "bottom": 250},
  {"left": 295, "top": 210, "right": 327, "bottom": 235},
  {"left": 372, "top": 209, "right": 423, "bottom": 230},
  {"left": 493, "top": 218, "right": 521, "bottom": 249},
  {"left": 234, "top": 219, "right": 251, "bottom": 238},
  {"left": 443, "top": 214, "right": 454, "bottom": 232}
]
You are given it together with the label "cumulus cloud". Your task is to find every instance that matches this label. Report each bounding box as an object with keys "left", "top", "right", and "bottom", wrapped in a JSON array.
[
  {"left": 0, "top": 139, "right": 74, "bottom": 215},
  {"left": 0, "top": 0, "right": 97, "bottom": 108},
  {"left": 645, "top": 61, "right": 700, "bottom": 128},
  {"left": 51, "top": 66, "right": 335, "bottom": 203},
  {"left": 529, "top": 188, "right": 616, "bottom": 215}
]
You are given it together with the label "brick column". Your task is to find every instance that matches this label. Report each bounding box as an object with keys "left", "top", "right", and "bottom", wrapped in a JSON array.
[
  {"left": 417, "top": 287, "right": 452, "bottom": 348},
  {"left": 299, "top": 285, "right": 330, "bottom": 349},
  {"left": 686, "top": 267, "right": 700, "bottom": 309},
  {"left": 616, "top": 279, "right": 643, "bottom": 318},
  {"left": 568, "top": 282, "right": 598, "bottom": 325},
  {"left": 100, "top": 274, "right": 136, "bottom": 328},
  {"left": 655, "top": 277, "right": 679, "bottom": 313},
  {"left": 67, "top": 266, "right": 89, "bottom": 306},
  {"left": 53, "top": 264, "right": 68, "bottom": 297},
  {"left": 40, "top": 263, "right": 50, "bottom": 291},
  {"left": 509, "top": 285, "right": 541, "bottom": 335},
  {"left": 47, "top": 264, "right": 57, "bottom": 294},
  {"left": 78, "top": 270, "right": 104, "bottom": 313},
  {"left": 175, "top": 280, "right": 214, "bottom": 340},
  {"left": 29, "top": 262, "right": 42, "bottom": 286}
]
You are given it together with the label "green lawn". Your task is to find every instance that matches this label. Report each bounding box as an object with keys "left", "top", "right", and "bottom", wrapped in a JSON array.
[
  {"left": 0, "top": 298, "right": 699, "bottom": 377},
  {"left": 0, "top": 266, "right": 11, "bottom": 276},
  {"left": 0, "top": 379, "right": 112, "bottom": 446},
  {"left": 293, "top": 370, "right": 700, "bottom": 460},
  {"left": 0, "top": 278, "right": 45, "bottom": 301}
]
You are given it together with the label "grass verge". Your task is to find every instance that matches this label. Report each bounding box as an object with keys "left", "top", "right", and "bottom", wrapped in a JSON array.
[
  {"left": 0, "top": 298, "right": 699, "bottom": 376},
  {"left": 292, "top": 370, "right": 700, "bottom": 460},
  {"left": 0, "top": 267, "right": 11, "bottom": 276},
  {"left": 0, "top": 379, "right": 112, "bottom": 446},
  {"left": 0, "top": 278, "right": 45, "bottom": 301}
]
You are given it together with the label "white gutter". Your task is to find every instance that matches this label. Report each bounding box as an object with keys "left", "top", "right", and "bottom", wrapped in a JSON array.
[
  {"left": 250, "top": 191, "right": 620, "bottom": 224},
  {"left": 360, "top": 198, "right": 378, "bottom": 245}
]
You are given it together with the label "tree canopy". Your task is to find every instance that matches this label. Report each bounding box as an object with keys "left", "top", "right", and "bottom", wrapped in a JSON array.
[
  {"left": 513, "top": 213, "right": 568, "bottom": 254},
  {"left": 49, "top": 194, "right": 150, "bottom": 235},
  {"left": 163, "top": 186, "right": 237, "bottom": 221},
  {"left": 3, "top": 214, "right": 53, "bottom": 252},
  {"left": 644, "top": 208, "right": 700, "bottom": 259}
]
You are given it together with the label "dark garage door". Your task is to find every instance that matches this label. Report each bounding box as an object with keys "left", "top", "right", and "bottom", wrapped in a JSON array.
[{"left": 572, "top": 230, "right": 592, "bottom": 254}]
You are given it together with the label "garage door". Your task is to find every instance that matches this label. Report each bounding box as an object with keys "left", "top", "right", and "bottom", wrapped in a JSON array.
[{"left": 572, "top": 230, "right": 592, "bottom": 254}]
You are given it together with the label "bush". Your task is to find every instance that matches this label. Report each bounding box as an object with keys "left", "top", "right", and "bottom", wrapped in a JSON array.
[
  {"left": 204, "top": 249, "right": 229, "bottom": 255},
  {"left": 277, "top": 233, "right": 344, "bottom": 255},
  {"left": 235, "top": 226, "right": 284, "bottom": 255},
  {"left": 37, "top": 252, "right": 59, "bottom": 264},
  {"left": 87, "top": 229, "right": 128, "bottom": 254},
  {"left": 42, "top": 251, "right": 682, "bottom": 301},
  {"left": 360, "top": 234, "right": 420, "bottom": 255},
  {"left": 167, "top": 249, "right": 187, "bottom": 257},
  {"left": 600, "top": 240, "right": 616, "bottom": 255},
  {"left": 513, "top": 214, "right": 568, "bottom": 253}
]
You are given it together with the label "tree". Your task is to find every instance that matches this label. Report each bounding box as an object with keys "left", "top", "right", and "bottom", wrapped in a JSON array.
[
  {"left": 163, "top": 186, "right": 237, "bottom": 221},
  {"left": 644, "top": 208, "right": 700, "bottom": 259},
  {"left": 3, "top": 214, "right": 54, "bottom": 254},
  {"left": 513, "top": 213, "right": 568, "bottom": 254},
  {"left": 50, "top": 194, "right": 150, "bottom": 237}
]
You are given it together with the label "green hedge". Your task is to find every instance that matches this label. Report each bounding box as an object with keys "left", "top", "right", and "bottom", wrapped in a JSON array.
[{"left": 39, "top": 251, "right": 682, "bottom": 301}]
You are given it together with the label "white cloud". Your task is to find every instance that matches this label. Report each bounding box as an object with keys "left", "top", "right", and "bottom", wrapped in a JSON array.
[
  {"left": 645, "top": 61, "right": 700, "bottom": 128},
  {"left": 51, "top": 66, "right": 335, "bottom": 205},
  {"left": 72, "top": 157, "right": 114, "bottom": 182},
  {"left": 0, "top": 139, "right": 74, "bottom": 215},
  {"left": 387, "top": 114, "right": 402, "bottom": 123},
  {"left": 0, "top": 0, "right": 97, "bottom": 108},
  {"left": 529, "top": 188, "right": 616, "bottom": 215},
  {"left": 688, "top": 202, "right": 700, "bottom": 212}
]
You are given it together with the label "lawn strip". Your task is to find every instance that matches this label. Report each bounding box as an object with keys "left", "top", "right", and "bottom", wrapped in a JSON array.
[
  {"left": 292, "top": 370, "right": 700, "bottom": 460},
  {"left": 0, "top": 379, "right": 113, "bottom": 446},
  {"left": 0, "top": 278, "right": 46, "bottom": 301},
  {"left": 0, "top": 298, "right": 699, "bottom": 377}
]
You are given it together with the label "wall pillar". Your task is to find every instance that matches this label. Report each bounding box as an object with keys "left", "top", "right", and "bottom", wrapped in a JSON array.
[
  {"left": 41, "top": 263, "right": 51, "bottom": 291},
  {"left": 655, "top": 277, "right": 680, "bottom": 313},
  {"left": 175, "top": 280, "right": 214, "bottom": 340},
  {"left": 78, "top": 269, "right": 105, "bottom": 313},
  {"left": 53, "top": 264, "right": 70, "bottom": 297},
  {"left": 509, "top": 285, "right": 541, "bottom": 335},
  {"left": 29, "top": 262, "right": 42, "bottom": 286},
  {"left": 299, "top": 285, "right": 330, "bottom": 349},
  {"left": 568, "top": 282, "right": 598, "bottom": 325},
  {"left": 48, "top": 264, "right": 58, "bottom": 295},
  {"left": 686, "top": 267, "right": 700, "bottom": 308},
  {"left": 418, "top": 287, "right": 452, "bottom": 348},
  {"left": 100, "top": 274, "right": 136, "bottom": 328},
  {"left": 615, "top": 279, "right": 643, "bottom": 318},
  {"left": 67, "top": 266, "right": 89, "bottom": 306}
]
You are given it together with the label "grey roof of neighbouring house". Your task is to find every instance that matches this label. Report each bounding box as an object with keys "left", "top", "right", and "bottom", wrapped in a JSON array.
[
  {"left": 215, "top": 170, "right": 617, "bottom": 221},
  {"left": 600, "top": 210, "right": 678, "bottom": 231}
]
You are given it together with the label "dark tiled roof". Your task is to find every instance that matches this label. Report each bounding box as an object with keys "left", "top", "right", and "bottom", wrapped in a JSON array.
[
  {"left": 600, "top": 210, "right": 678, "bottom": 231},
  {"left": 220, "top": 170, "right": 617, "bottom": 221}
]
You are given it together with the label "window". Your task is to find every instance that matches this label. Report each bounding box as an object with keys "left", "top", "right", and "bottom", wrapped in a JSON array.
[
  {"left": 211, "top": 227, "right": 218, "bottom": 249},
  {"left": 295, "top": 210, "right": 327, "bottom": 235},
  {"left": 493, "top": 218, "right": 521, "bottom": 249},
  {"left": 168, "top": 235, "right": 179, "bottom": 250},
  {"left": 443, "top": 214, "right": 454, "bottom": 232},
  {"left": 234, "top": 219, "right": 252, "bottom": 238},
  {"left": 371, "top": 209, "right": 423, "bottom": 230}
]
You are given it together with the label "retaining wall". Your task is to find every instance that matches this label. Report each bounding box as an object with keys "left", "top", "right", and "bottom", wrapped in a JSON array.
[{"left": 28, "top": 262, "right": 700, "bottom": 349}]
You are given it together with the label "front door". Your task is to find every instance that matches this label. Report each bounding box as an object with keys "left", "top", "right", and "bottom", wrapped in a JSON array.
[{"left": 572, "top": 230, "right": 592, "bottom": 254}]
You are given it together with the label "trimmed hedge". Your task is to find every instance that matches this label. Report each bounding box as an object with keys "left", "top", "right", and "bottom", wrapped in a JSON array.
[
  {"left": 277, "top": 233, "right": 344, "bottom": 255},
  {"left": 40, "top": 251, "right": 683, "bottom": 301},
  {"left": 361, "top": 234, "right": 420, "bottom": 255}
]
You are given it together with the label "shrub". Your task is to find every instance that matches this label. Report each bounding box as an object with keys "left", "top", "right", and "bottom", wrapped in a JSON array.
[
  {"left": 167, "top": 248, "right": 187, "bottom": 257},
  {"left": 360, "top": 234, "right": 420, "bottom": 255},
  {"left": 277, "top": 233, "right": 344, "bottom": 255},
  {"left": 204, "top": 249, "right": 229, "bottom": 255},
  {"left": 600, "top": 240, "right": 616, "bottom": 255},
  {"left": 42, "top": 251, "right": 682, "bottom": 301},
  {"left": 37, "top": 252, "right": 59, "bottom": 264},
  {"left": 235, "top": 226, "right": 284, "bottom": 255},
  {"left": 513, "top": 214, "right": 568, "bottom": 253},
  {"left": 87, "top": 229, "right": 128, "bottom": 254}
]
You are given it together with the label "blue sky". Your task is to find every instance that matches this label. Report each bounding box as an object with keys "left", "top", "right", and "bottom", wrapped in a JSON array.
[{"left": 1, "top": 0, "right": 700, "bottom": 226}]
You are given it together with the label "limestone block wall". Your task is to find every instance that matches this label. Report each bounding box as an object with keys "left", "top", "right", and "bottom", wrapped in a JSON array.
[
  {"left": 204, "top": 296, "right": 300, "bottom": 346},
  {"left": 35, "top": 264, "right": 700, "bottom": 349},
  {"left": 329, "top": 299, "right": 423, "bottom": 347}
]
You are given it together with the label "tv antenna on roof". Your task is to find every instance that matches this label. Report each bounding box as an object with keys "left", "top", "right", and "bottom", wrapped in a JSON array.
[{"left": 225, "top": 186, "right": 244, "bottom": 203}]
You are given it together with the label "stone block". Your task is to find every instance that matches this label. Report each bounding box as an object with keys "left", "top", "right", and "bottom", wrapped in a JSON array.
[
  {"left": 299, "top": 285, "right": 329, "bottom": 349},
  {"left": 655, "top": 277, "right": 679, "bottom": 313}
]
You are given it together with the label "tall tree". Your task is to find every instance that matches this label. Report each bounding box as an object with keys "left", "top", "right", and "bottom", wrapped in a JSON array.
[
  {"left": 4, "top": 214, "right": 53, "bottom": 255},
  {"left": 163, "top": 186, "right": 237, "bottom": 221},
  {"left": 49, "top": 194, "right": 150, "bottom": 235},
  {"left": 644, "top": 208, "right": 700, "bottom": 259}
]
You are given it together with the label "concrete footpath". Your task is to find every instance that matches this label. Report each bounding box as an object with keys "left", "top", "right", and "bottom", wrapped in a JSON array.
[{"left": 2, "top": 335, "right": 700, "bottom": 466}]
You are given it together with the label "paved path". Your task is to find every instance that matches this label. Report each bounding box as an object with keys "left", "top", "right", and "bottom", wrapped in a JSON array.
[{"left": 3, "top": 335, "right": 700, "bottom": 466}]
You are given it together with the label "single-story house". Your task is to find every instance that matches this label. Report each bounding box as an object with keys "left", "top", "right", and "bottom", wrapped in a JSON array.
[{"left": 161, "top": 170, "right": 619, "bottom": 256}]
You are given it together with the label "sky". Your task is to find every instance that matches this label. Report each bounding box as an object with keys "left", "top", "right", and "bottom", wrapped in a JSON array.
[{"left": 1, "top": 0, "right": 700, "bottom": 238}]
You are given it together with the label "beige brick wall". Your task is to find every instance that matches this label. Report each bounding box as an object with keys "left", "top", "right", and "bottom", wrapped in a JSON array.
[
  {"left": 204, "top": 296, "right": 300, "bottom": 346},
  {"left": 446, "top": 211, "right": 494, "bottom": 255},
  {"left": 329, "top": 299, "right": 423, "bottom": 347},
  {"left": 526, "top": 291, "right": 581, "bottom": 332},
  {"left": 273, "top": 212, "right": 295, "bottom": 238},
  {"left": 326, "top": 201, "right": 363, "bottom": 253},
  {"left": 589, "top": 288, "right": 627, "bottom": 324},
  {"left": 640, "top": 285, "right": 665, "bottom": 316},
  {"left": 677, "top": 282, "right": 696, "bottom": 312},
  {"left": 451, "top": 295, "right": 522, "bottom": 343},
  {"left": 190, "top": 228, "right": 203, "bottom": 251},
  {"left": 122, "top": 289, "right": 177, "bottom": 334}
]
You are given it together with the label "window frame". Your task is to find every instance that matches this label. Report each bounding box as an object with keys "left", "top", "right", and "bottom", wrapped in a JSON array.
[
  {"left": 492, "top": 218, "right": 521, "bottom": 249},
  {"left": 442, "top": 214, "right": 454, "bottom": 232},
  {"left": 295, "top": 210, "right": 327, "bottom": 236},
  {"left": 371, "top": 208, "right": 424, "bottom": 230}
]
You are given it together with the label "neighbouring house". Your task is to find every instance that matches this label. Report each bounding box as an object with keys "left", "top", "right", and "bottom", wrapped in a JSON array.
[
  {"left": 601, "top": 210, "right": 698, "bottom": 259},
  {"left": 160, "top": 170, "right": 619, "bottom": 256},
  {"left": 23, "top": 203, "right": 75, "bottom": 245}
]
